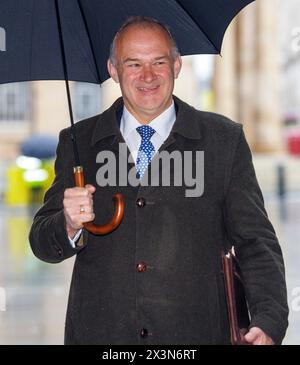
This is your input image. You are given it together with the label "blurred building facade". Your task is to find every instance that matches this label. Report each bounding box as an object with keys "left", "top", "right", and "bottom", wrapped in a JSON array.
[
  {"left": 279, "top": 0, "right": 300, "bottom": 123},
  {"left": 214, "top": 0, "right": 283, "bottom": 152},
  {"left": 0, "top": 81, "right": 101, "bottom": 160}
]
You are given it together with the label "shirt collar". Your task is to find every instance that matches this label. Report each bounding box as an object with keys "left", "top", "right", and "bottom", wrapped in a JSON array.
[
  {"left": 121, "top": 101, "right": 176, "bottom": 139},
  {"left": 91, "top": 96, "right": 202, "bottom": 147}
]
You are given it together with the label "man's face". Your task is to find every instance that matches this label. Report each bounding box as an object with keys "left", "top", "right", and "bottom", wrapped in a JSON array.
[{"left": 108, "top": 25, "right": 182, "bottom": 123}]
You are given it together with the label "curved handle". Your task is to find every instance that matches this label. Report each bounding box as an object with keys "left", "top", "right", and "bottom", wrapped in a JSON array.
[{"left": 73, "top": 166, "right": 124, "bottom": 235}]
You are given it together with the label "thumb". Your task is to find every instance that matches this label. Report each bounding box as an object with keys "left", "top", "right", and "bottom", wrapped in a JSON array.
[
  {"left": 244, "top": 327, "right": 260, "bottom": 344},
  {"left": 85, "top": 184, "right": 96, "bottom": 194}
]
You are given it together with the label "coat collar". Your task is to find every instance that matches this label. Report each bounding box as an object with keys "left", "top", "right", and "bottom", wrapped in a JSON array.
[{"left": 91, "top": 95, "right": 202, "bottom": 147}]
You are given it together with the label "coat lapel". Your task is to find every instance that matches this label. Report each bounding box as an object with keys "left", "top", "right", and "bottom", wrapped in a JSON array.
[{"left": 89, "top": 96, "right": 204, "bottom": 197}]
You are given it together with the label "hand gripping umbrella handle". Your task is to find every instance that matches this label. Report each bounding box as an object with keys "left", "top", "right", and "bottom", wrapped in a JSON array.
[{"left": 73, "top": 166, "right": 124, "bottom": 235}]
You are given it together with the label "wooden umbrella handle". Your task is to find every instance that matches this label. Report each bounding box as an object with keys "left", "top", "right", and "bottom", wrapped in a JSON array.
[{"left": 73, "top": 166, "right": 124, "bottom": 235}]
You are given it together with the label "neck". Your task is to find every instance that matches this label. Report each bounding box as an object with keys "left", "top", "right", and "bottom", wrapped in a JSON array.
[{"left": 124, "top": 100, "right": 173, "bottom": 125}]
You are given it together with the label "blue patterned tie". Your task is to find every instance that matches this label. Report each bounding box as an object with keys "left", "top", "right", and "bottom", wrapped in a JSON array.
[{"left": 136, "top": 125, "right": 156, "bottom": 179}]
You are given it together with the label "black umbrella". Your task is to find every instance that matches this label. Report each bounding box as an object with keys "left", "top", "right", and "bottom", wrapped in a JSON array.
[
  {"left": 0, "top": 0, "right": 254, "bottom": 84},
  {"left": 0, "top": 0, "right": 255, "bottom": 234}
]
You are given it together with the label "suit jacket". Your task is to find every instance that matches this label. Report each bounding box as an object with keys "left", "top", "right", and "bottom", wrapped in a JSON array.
[{"left": 29, "top": 96, "right": 289, "bottom": 345}]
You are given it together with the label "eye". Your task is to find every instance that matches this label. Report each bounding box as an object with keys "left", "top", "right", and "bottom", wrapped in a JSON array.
[
  {"left": 128, "top": 63, "right": 141, "bottom": 68},
  {"left": 154, "top": 61, "right": 166, "bottom": 66}
]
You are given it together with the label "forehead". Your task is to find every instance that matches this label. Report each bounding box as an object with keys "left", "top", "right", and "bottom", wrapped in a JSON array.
[{"left": 116, "top": 24, "right": 172, "bottom": 56}]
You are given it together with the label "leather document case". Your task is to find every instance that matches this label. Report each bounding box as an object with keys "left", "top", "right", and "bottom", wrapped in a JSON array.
[{"left": 222, "top": 249, "right": 251, "bottom": 345}]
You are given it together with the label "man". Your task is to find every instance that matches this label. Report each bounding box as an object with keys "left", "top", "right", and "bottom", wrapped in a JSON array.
[{"left": 29, "top": 17, "right": 288, "bottom": 345}]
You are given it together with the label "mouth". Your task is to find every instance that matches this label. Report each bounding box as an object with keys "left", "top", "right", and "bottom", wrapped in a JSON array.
[{"left": 137, "top": 85, "right": 160, "bottom": 93}]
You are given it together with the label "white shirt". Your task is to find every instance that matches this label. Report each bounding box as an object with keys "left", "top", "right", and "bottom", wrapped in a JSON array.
[
  {"left": 120, "top": 101, "right": 176, "bottom": 164},
  {"left": 69, "top": 101, "right": 177, "bottom": 247}
]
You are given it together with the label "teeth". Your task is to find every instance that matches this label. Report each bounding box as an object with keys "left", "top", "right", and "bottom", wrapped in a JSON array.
[{"left": 138, "top": 87, "right": 158, "bottom": 91}]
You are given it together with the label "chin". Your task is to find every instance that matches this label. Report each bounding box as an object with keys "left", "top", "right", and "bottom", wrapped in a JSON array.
[{"left": 136, "top": 96, "right": 166, "bottom": 110}]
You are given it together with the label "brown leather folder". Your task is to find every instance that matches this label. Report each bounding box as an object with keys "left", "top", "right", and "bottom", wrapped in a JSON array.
[{"left": 222, "top": 249, "right": 251, "bottom": 345}]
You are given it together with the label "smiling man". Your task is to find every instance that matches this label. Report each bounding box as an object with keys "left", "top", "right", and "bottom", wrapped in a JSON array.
[
  {"left": 29, "top": 16, "right": 288, "bottom": 345},
  {"left": 107, "top": 21, "right": 182, "bottom": 124}
]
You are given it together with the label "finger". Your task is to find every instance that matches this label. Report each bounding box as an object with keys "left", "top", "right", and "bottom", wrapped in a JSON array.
[
  {"left": 65, "top": 204, "right": 94, "bottom": 218},
  {"left": 64, "top": 187, "right": 90, "bottom": 198},
  {"left": 244, "top": 328, "right": 260, "bottom": 344},
  {"left": 77, "top": 212, "right": 95, "bottom": 223},
  {"left": 77, "top": 196, "right": 94, "bottom": 207},
  {"left": 79, "top": 205, "right": 94, "bottom": 214},
  {"left": 245, "top": 327, "right": 269, "bottom": 345},
  {"left": 85, "top": 184, "right": 96, "bottom": 194},
  {"left": 64, "top": 196, "right": 94, "bottom": 210}
]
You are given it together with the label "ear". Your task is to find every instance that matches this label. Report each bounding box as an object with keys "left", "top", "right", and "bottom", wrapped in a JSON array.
[
  {"left": 174, "top": 55, "right": 182, "bottom": 79},
  {"left": 107, "top": 59, "right": 120, "bottom": 83}
]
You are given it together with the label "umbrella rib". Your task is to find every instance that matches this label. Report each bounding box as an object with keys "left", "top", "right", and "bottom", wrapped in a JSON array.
[
  {"left": 174, "top": 1, "right": 219, "bottom": 54},
  {"left": 77, "top": 0, "right": 102, "bottom": 84},
  {"left": 28, "top": 0, "right": 36, "bottom": 81}
]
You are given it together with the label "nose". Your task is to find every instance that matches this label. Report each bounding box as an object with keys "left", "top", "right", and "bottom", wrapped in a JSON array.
[{"left": 140, "top": 64, "right": 157, "bottom": 83}]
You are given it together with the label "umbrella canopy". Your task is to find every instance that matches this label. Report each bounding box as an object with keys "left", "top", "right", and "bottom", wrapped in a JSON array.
[{"left": 0, "top": 0, "right": 255, "bottom": 85}]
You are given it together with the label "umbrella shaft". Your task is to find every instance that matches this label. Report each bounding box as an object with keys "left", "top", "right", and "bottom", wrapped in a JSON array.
[{"left": 54, "top": 0, "right": 80, "bottom": 166}]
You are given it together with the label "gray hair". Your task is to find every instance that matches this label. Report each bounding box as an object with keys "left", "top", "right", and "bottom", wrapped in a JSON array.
[{"left": 109, "top": 16, "right": 180, "bottom": 66}]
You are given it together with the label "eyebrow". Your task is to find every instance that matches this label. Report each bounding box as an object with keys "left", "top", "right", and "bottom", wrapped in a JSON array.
[
  {"left": 123, "top": 58, "right": 140, "bottom": 64},
  {"left": 123, "top": 56, "right": 169, "bottom": 64}
]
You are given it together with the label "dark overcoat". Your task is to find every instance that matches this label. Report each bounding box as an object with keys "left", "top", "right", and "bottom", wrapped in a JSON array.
[{"left": 29, "top": 96, "right": 288, "bottom": 345}]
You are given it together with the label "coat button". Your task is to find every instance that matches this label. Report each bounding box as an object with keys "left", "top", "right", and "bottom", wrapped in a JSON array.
[
  {"left": 136, "top": 197, "right": 146, "bottom": 208},
  {"left": 136, "top": 262, "right": 147, "bottom": 273},
  {"left": 140, "top": 328, "right": 148, "bottom": 338},
  {"left": 54, "top": 245, "right": 63, "bottom": 257}
]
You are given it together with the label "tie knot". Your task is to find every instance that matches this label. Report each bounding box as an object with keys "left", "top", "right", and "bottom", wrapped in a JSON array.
[{"left": 136, "top": 125, "right": 156, "bottom": 141}]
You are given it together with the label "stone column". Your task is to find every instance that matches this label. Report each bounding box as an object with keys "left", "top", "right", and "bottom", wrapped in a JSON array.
[
  {"left": 237, "top": 4, "right": 257, "bottom": 148},
  {"left": 31, "top": 81, "right": 70, "bottom": 135},
  {"left": 213, "top": 1, "right": 282, "bottom": 152},
  {"left": 253, "top": 0, "right": 283, "bottom": 152},
  {"left": 174, "top": 56, "right": 200, "bottom": 109},
  {"left": 213, "top": 19, "right": 238, "bottom": 122}
]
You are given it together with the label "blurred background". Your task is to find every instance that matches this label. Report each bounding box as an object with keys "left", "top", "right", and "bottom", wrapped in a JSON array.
[{"left": 0, "top": 0, "right": 299, "bottom": 344}]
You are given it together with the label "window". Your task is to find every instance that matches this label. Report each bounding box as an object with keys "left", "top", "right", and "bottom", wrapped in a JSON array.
[
  {"left": 73, "top": 82, "right": 101, "bottom": 121},
  {"left": 0, "top": 82, "right": 31, "bottom": 122}
]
